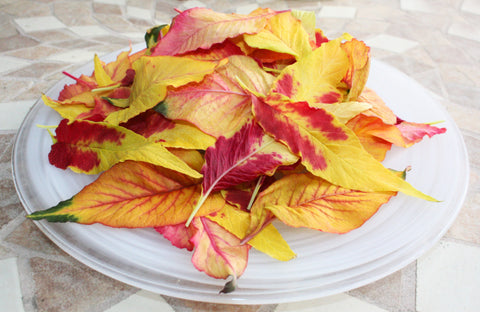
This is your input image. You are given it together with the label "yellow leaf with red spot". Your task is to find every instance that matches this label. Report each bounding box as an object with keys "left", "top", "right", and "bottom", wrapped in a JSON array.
[
  {"left": 268, "top": 39, "right": 349, "bottom": 105},
  {"left": 27, "top": 161, "right": 221, "bottom": 227}
]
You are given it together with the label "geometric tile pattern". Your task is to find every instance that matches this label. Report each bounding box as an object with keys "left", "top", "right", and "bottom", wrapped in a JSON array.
[{"left": 1, "top": 0, "right": 480, "bottom": 311}]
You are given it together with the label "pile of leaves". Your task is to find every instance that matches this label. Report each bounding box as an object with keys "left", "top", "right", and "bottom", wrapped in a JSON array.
[{"left": 28, "top": 7, "right": 446, "bottom": 293}]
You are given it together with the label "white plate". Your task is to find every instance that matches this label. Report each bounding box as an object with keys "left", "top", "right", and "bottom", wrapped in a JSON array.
[{"left": 12, "top": 46, "right": 469, "bottom": 304}]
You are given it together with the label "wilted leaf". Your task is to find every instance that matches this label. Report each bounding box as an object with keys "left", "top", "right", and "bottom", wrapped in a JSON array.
[{"left": 48, "top": 119, "right": 202, "bottom": 177}]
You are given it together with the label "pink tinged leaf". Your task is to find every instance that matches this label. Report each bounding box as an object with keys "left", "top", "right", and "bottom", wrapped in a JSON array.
[
  {"left": 395, "top": 120, "right": 447, "bottom": 147},
  {"left": 161, "top": 55, "right": 275, "bottom": 138},
  {"left": 186, "top": 121, "right": 298, "bottom": 225},
  {"left": 151, "top": 7, "right": 278, "bottom": 56},
  {"left": 190, "top": 217, "right": 250, "bottom": 292},
  {"left": 155, "top": 223, "right": 196, "bottom": 251}
]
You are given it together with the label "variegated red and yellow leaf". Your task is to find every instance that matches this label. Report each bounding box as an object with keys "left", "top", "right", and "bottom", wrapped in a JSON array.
[
  {"left": 252, "top": 96, "right": 436, "bottom": 201},
  {"left": 48, "top": 119, "right": 202, "bottom": 178},
  {"left": 186, "top": 121, "right": 298, "bottom": 225},
  {"left": 27, "top": 161, "right": 223, "bottom": 227},
  {"left": 267, "top": 38, "right": 349, "bottom": 106},
  {"left": 121, "top": 110, "right": 215, "bottom": 150},
  {"left": 151, "top": 7, "right": 278, "bottom": 56},
  {"left": 158, "top": 55, "right": 275, "bottom": 137}
]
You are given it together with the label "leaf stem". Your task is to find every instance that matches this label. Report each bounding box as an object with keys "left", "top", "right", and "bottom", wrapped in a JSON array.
[{"left": 246, "top": 175, "right": 265, "bottom": 211}]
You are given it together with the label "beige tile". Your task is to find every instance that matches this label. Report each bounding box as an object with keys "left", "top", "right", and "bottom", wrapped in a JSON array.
[
  {"left": 0, "top": 258, "right": 25, "bottom": 312},
  {"left": 5, "top": 220, "right": 67, "bottom": 256},
  {"left": 181, "top": 0, "right": 207, "bottom": 10},
  {"left": 461, "top": 0, "right": 480, "bottom": 15},
  {"left": 5, "top": 45, "right": 63, "bottom": 60},
  {"left": 275, "top": 293, "right": 388, "bottom": 312},
  {"left": 6, "top": 63, "right": 67, "bottom": 79},
  {"left": 0, "top": 56, "right": 30, "bottom": 74},
  {"left": 235, "top": 3, "right": 260, "bottom": 15},
  {"left": 0, "top": 13, "right": 18, "bottom": 38},
  {"left": 0, "top": 100, "right": 36, "bottom": 130},
  {"left": 14, "top": 16, "right": 67, "bottom": 32},
  {"left": 69, "top": 25, "right": 111, "bottom": 37},
  {"left": 30, "top": 257, "right": 135, "bottom": 312},
  {"left": 364, "top": 34, "right": 418, "bottom": 53},
  {"left": 0, "top": 34, "right": 39, "bottom": 52},
  {"left": 53, "top": 2, "right": 96, "bottom": 26},
  {"left": 2, "top": 0, "right": 50, "bottom": 17},
  {"left": 318, "top": 5, "right": 356, "bottom": 19},
  {"left": 105, "top": 290, "right": 175, "bottom": 312},
  {"left": 349, "top": 262, "right": 416, "bottom": 312},
  {"left": 417, "top": 240, "right": 480, "bottom": 312},
  {"left": 126, "top": 6, "right": 153, "bottom": 21},
  {"left": 447, "top": 167, "right": 480, "bottom": 244},
  {"left": 93, "top": 3, "right": 123, "bottom": 15}
]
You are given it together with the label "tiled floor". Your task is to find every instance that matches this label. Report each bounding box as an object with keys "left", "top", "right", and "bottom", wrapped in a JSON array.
[{"left": 1, "top": 0, "right": 480, "bottom": 311}]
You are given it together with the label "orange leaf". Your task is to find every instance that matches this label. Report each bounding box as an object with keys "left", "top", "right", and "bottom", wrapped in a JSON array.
[{"left": 27, "top": 161, "right": 223, "bottom": 227}]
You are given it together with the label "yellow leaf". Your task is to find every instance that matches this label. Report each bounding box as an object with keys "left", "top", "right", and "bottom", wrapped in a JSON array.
[
  {"left": 243, "top": 11, "right": 312, "bottom": 59},
  {"left": 105, "top": 56, "right": 222, "bottom": 125},
  {"left": 94, "top": 54, "right": 115, "bottom": 87},
  {"left": 42, "top": 94, "right": 91, "bottom": 120},
  {"left": 208, "top": 204, "right": 295, "bottom": 261}
]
